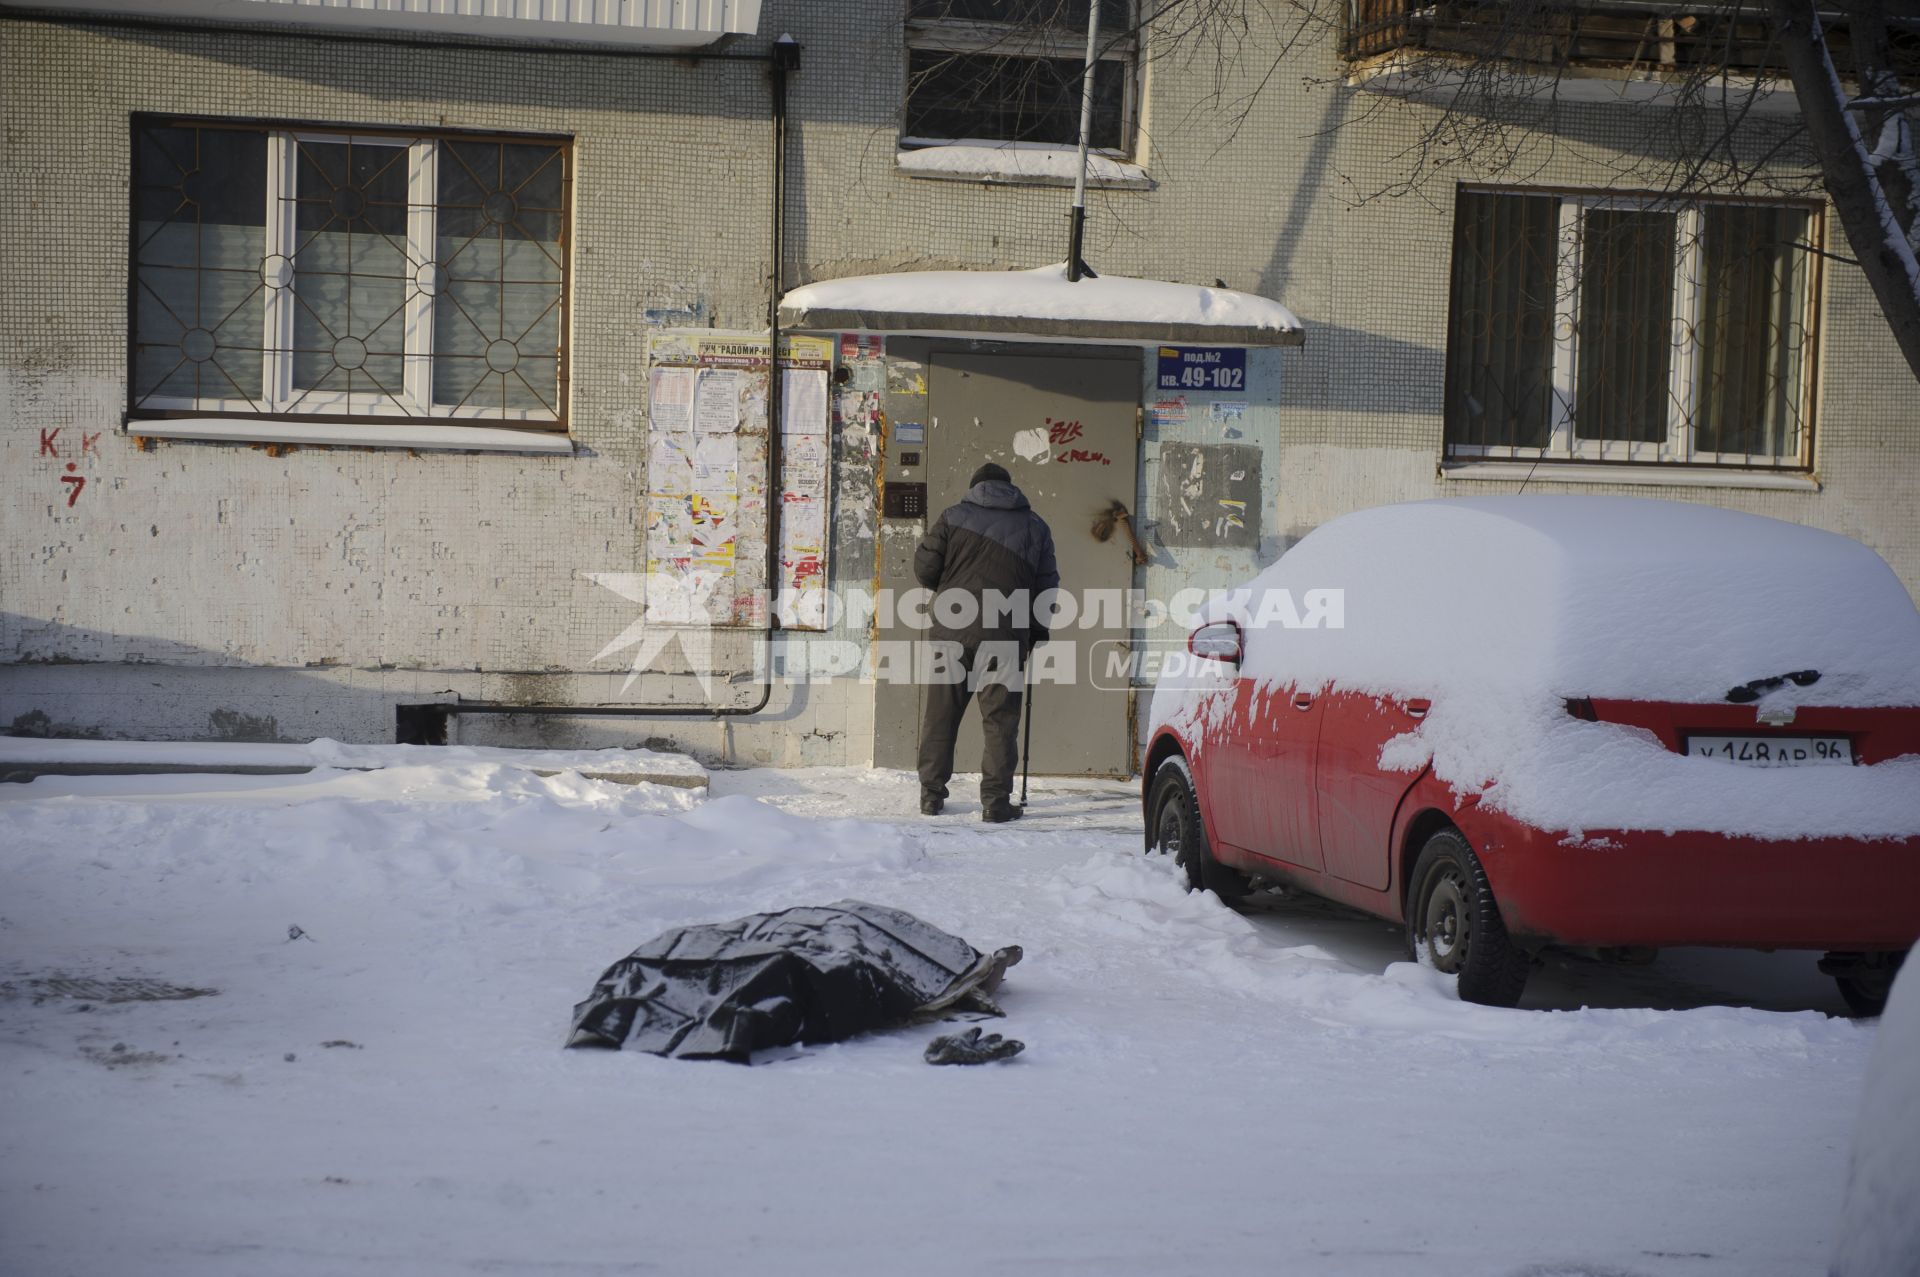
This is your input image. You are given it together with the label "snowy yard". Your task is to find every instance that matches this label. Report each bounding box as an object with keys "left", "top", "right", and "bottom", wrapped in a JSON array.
[{"left": 0, "top": 760, "right": 1878, "bottom": 1276}]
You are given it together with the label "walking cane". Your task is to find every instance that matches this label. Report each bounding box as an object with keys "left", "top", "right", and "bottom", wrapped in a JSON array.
[{"left": 1020, "top": 640, "right": 1037, "bottom": 806}]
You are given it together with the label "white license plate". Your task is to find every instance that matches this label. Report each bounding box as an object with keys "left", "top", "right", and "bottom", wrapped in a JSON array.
[{"left": 1687, "top": 735, "right": 1854, "bottom": 766}]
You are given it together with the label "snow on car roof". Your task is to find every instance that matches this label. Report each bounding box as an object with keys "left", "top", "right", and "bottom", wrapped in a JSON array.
[{"left": 1236, "top": 495, "right": 1920, "bottom": 706}]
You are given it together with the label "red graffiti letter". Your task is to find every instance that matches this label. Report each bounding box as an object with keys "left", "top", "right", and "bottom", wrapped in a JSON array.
[
  {"left": 81, "top": 431, "right": 102, "bottom": 456},
  {"left": 60, "top": 474, "right": 86, "bottom": 507},
  {"left": 39, "top": 428, "right": 60, "bottom": 457}
]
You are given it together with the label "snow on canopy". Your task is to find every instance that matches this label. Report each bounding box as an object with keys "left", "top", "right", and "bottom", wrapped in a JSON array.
[
  {"left": 780, "top": 263, "right": 1302, "bottom": 339},
  {"left": 1149, "top": 496, "right": 1920, "bottom": 839}
]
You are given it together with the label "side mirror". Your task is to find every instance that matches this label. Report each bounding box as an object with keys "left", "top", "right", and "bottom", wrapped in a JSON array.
[{"left": 1188, "top": 620, "right": 1242, "bottom": 665}]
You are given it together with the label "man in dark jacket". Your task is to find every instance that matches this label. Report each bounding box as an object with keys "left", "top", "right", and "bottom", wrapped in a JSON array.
[{"left": 914, "top": 462, "right": 1060, "bottom": 822}]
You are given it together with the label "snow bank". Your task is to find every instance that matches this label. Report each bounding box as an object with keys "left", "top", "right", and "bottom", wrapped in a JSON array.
[
  {"left": 1060, "top": 851, "right": 1857, "bottom": 1054},
  {"left": 1150, "top": 496, "right": 1920, "bottom": 838},
  {"left": 781, "top": 263, "right": 1302, "bottom": 337},
  {"left": 0, "top": 765, "right": 919, "bottom": 937},
  {"left": 1831, "top": 961, "right": 1920, "bottom": 1276}
]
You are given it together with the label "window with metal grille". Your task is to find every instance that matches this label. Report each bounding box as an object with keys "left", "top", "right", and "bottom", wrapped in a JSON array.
[
  {"left": 903, "top": 1, "right": 1137, "bottom": 152},
  {"left": 1445, "top": 187, "right": 1819, "bottom": 469},
  {"left": 130, "top": 118, "right": 570, "bottom": 428}
]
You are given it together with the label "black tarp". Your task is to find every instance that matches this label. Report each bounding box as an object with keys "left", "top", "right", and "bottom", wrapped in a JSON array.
[{"left": 566, "top": 900, "right": 1020, "bottom": 1062}]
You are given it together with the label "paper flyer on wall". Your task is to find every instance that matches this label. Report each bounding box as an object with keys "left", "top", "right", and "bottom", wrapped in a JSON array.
[
  {"left": 647, "top": 366, "right": 696, "bottom": 433},
  {"left": 736, "top": 433, "right": 770, "bottom": 507},
  {"left": 779, "top": 507, "right": 824, "bottom": 556},
  {"left": 693, "top": 435, "right": 738, "bottom": 490},
  {"left": 781, "top": 368, "right": 828, "bottom": 435},
  {"left": 648, "top": 434, "right": 694, "bottom": 496},
  {"left": 695, "top": 368, "right": 744, "bottom": 435},
  {"left": 783, "top": 433, "right": 828, "bottom": 489},
  {"left": 777, "top": 496, "right": 828, "bottom": 629}
]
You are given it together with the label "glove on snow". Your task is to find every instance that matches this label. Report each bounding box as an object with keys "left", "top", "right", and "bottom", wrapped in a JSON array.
[{"left": 924, "top": 1026, "right": 1025, "bottom": 1065}]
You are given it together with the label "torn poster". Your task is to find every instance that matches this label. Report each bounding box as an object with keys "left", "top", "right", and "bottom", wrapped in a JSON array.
[
  {"left": 694, "top": 435, "right": 738, "bottom": 491},
  {"left": 783, "top": 433, "right": 828, "bottom": 489}
]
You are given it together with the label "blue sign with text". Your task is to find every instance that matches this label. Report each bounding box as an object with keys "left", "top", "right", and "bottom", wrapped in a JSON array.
[{"left": 1157, "top": 346, "right": 1247, "bottom": 393}]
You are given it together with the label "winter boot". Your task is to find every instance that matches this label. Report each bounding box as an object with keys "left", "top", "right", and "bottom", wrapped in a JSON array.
[
  {"left": 920, "top": 791, "right": 944, "bottom": 816},
  {"left": 982, "top": 799, "right": 1024, "bottom": 823}
]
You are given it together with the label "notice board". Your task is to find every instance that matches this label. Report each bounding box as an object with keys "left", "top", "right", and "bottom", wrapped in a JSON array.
[{"left": 644, "top": 330, "right": 833, "bottom": 629}]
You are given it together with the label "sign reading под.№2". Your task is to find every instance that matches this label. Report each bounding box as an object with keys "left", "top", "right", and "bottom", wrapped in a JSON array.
[{"left": 1157, "top": 346, "right": 1246, "bottom": 393}]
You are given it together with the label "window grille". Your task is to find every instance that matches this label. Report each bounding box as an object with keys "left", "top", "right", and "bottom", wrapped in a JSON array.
[
  {"left": 1445, "top": 187, "right": 1818, "bottom": 469},
  {"left": 130, "top": 118, "right": 571, "bottom": 427}
]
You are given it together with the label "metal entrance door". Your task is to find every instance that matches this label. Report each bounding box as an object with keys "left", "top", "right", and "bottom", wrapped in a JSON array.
[{"left": 927, "top": 352, "right": 1140, "bottom": 778}]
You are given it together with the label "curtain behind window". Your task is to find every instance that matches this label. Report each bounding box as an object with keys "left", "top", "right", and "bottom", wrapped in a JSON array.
[
  {"left": 1445, "top": 190, "right": 1557, "bottom": 450},
  {"left": 1574, "top": 208, "right": 1674, "bottom": 446},
  {"left": 1695, "top": 205, "right": 1810, "bottom": 460}
]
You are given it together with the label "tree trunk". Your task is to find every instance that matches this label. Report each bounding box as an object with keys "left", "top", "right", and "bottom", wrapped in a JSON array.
[{"left": 1765, "top": 0, "right": 1920, "bottom": 384}]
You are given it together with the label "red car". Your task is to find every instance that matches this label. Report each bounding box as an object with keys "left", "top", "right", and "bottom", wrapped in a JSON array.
[{"left": 1143, "top": 496, "right": 1920, "bottom": 1011}]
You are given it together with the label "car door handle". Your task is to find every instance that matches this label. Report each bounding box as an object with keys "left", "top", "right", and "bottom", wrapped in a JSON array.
[
  {"left": 1406, "top": 699, "right": 1431, "bottom": 719},
  {"left": 1292, "top": 693, "right": 1314, "bottom": 710}
]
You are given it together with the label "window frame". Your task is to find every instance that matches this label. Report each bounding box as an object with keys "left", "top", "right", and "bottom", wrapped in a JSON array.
[
  {"left": 1442, "top": 184, "right": 1824, "bottom": 472},
  {"left": 125, "top": 114, "right": 573, "bottom": 433},
  {"left": 901, "top": 4, "right": 1142, "bottom": 157}
]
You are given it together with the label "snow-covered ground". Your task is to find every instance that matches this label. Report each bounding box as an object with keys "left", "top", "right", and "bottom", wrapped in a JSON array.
[{"left": 0, "top": 761, "right": 1881, "bottom": 1275}]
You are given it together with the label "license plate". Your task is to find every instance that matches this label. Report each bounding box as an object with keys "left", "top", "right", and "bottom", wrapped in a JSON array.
[{"left": 1686, "top": 735, "right": 1854, "bottom": 766}]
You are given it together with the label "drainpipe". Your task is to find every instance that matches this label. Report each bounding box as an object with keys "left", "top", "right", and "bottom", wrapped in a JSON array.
[{"left": 397, "top": 34, "right": 803, "bottom": 744}]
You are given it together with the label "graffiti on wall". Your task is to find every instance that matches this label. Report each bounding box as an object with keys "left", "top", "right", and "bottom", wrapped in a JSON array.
[{"left": 40, "top": 428, "right": 101, "bottom": 507}]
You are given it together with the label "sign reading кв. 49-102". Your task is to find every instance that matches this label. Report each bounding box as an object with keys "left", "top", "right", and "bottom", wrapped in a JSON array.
[{"left": 1156, "top": 346, "right": 1247, "bottom": 393}]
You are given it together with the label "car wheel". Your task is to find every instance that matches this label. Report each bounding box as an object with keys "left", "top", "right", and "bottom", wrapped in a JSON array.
[
  {"left": 1827, "top": 949, "right": 1907, "bottom": 1018},
  {"left": 1406, "top": 829, "right": 1530, "bottom": 1008},
  {"left": 1147, "top": 756, "right": 1250, "bottom": 901}
]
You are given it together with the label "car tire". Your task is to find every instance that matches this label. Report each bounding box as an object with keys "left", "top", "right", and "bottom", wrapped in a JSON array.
[
  {"left": 1406, "top": 829, "right": 1530, "bottom": 1008},
  {"left": 1829, "top": 949, "right": 1907, "bottom": 1018},
  {"left": 1147, "top": 756, "right": 1250, "bottom": 902}
]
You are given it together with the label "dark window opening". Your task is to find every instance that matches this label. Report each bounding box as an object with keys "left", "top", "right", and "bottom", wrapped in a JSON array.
[
  {"left": 905, "top": 51, "right": 1127, "bottom": 148},
  {"left": 903, "top": 0, "right": 1137, "bottom": 153}
]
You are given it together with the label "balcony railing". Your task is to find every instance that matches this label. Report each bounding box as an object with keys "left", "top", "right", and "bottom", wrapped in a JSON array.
[
  {"left": 8, "top": 0, "right": 763, "bottom": 48},
  {"left": 1343, "top": 1, "right": 1907, "bottom": 79}
]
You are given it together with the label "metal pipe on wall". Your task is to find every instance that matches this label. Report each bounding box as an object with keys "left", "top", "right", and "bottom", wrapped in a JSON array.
[{"left": 398, "top": 35, "right": 805, "bottom": 743}]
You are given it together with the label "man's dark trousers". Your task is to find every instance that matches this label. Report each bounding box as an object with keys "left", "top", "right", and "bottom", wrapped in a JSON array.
[{"left": 917, "top": 640, "right": 1024, "bottom": 807}]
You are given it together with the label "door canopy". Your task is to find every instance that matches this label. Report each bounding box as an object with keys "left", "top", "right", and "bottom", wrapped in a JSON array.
[{"left": 778, "top": 263, "right": 1305, "bottom": 348}]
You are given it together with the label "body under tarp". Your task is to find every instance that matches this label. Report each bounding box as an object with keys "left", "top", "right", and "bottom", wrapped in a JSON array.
[{"left": 566, "top": 901, "right": 1019, "bottom": 1062}]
